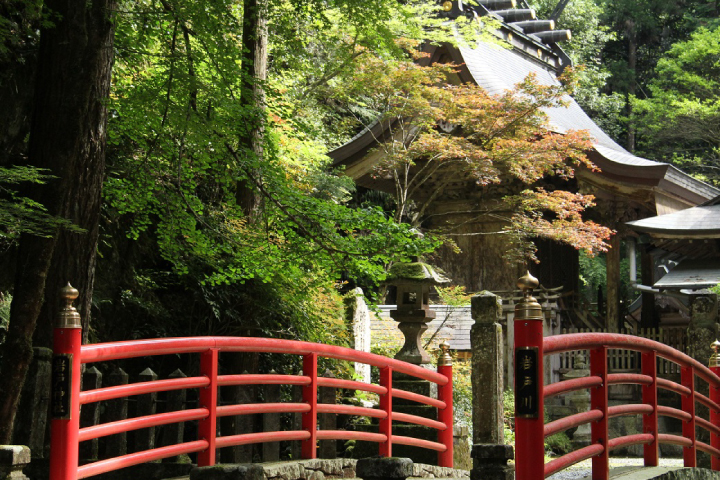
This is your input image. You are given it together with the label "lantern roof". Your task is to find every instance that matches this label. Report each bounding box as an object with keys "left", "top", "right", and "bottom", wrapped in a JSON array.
[{"left": 386, "top": 262, "right": 451, "bottom": 285}]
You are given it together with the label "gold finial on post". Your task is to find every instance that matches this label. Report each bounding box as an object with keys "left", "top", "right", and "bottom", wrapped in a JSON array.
[
  {"left": 710, "top": 340, "right": 720, "bottom": 368},
  {"left": 57, "top": 283, "right": 82, "bottom": 329},
  {"left": 515, "top": 271, "right": 543, "bottom": 321},
  {"left": 437, "top": 340, "right": 453, "bottom": 367}
]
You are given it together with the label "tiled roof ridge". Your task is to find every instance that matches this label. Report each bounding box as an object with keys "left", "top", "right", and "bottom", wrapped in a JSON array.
[{"left": 440, "top": 0, "right": 572, "bottom": 72}]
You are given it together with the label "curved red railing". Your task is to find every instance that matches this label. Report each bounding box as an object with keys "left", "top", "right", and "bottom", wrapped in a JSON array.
[
  {"left": 49, "top": 335, "right": 454, "bottom": 480},
  {"left": 516, "top": 331, "right": 720, "bottom": 480}
]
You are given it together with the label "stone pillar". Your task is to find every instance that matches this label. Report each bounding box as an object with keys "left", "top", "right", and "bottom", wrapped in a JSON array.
[
  {"left": 319, "top": 369, "right": 337, "bottom": 459},
  {"left": 12, "top": 347, "right": 52, "bottom": 458},
  {"left": 356, "top": 457, "right": 413, "bottom": 480},
  {"left": 79, "top": 366, "right": 102, "bottom": 462},
  {"left": 291, "top": 383, "right": 303, "bottom": 460},
  {"left": 470, "top": 292, "right": 513, "bottom": 480},
  {"left": 470, "top": 292, "right": 504, "bottom": 445},
  {"left": 136, "top": 368, "right": 159, "bottom": 452},
  {"left": 162, "top": 369, "right": 188, "bottom": 463},
  {"left": 351, "top": 287, "right": 372, "bottom": 383},
  {"left": 453, "top": 425, "right": 472, "bottom": 471},
  {"left": 686, "top": 291, "right": 718, "bottom": 468},
  {"left": 262, "top": 371, "right": 281, "bottom": 462},
  {"left": 561, "top": 354, "right": 591, "bottom": 447},
  {"left": 0, "top": 445, "right": 30, "bottom": 480},
  {"left": 470, "top": 445, "right": 514, "bottom": 480},
  {"left": 103, "top": 367, "right": 129, "bottom": 458},
  {"left": 221, "top": 370, "right": 255, "bottom": 463}
]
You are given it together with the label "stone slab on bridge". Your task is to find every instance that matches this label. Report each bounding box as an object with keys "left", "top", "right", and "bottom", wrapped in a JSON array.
[
  {"left": 189, "top": 459, "right": 469, "bottom": 480},
  {"left": 569, "top": 467, "right": 720, "bottom": 480}
]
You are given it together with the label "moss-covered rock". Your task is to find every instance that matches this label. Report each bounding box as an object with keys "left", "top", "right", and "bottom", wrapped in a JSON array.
[{"left": 386, "top": 262, "right": 450, "bottom": 285}]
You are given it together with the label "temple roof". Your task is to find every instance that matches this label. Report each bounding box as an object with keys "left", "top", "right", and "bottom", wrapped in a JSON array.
[
  {"left": 329, "top": 2, "right": 720, "bottom": 214},
  {"left": 626, "top": 197, "right": 720, "bottom": 239},
  {"left": 654, "top": 258, "right": 720, "bottom": 290}
]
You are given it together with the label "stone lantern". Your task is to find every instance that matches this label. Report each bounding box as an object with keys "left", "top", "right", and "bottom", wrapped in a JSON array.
[{"left": 386, "top": 261, "right": 450, "bottom": 365}]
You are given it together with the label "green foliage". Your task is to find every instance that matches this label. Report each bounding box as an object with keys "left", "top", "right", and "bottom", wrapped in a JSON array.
[
  {"left": 632, "top": 26, "right": 720, "bottom": 184},
  {"left": 502, "top": 390, "right": 571, "bottom": 454},
  {"left": 0, "top": 0, "right": 49, "bottom": 63},
  {"left": 0, "top": 166, "right": 83, "bottom": 244},
  {"left": 336, "top": 47, "right": 612, "bottom": 261},
  {"left": 578, "top": 242, "right": 638, "bottom": 316},
  {"left": 528, "top": 0, "right": 624, "bottom": 140},
  {"left": 100, "top": 0, "right": 451, "bottom": 343},
  {"left": 545, "top": 431, "right": 573, "bottom": 455},
  {"left": 452, "top": 360, "right": 473, "bottom": 434},
  {"left": 0, "top": 292, "right": 10, "bottom": 339},
  {"left": 503, "top": 389, "right": 515, "bottom": 445},
  {"left": 579, "top": 249, "right": 607, "bottom": 300},
  {"left": 436, "top": 285, "right": 472, "bottom": 307}
]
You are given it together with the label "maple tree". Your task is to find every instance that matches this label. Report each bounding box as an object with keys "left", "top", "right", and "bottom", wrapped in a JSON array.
[{"left": 338, "top": 43, "right": 613, "bottom": 261}]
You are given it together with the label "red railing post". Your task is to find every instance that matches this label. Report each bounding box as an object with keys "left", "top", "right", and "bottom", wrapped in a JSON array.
[
  {"left": 197, "top": 348, "right": 218, "bottom": 466},
  {"left": 302, "top": 352, "right": 318, "bottom": 459},
  {"left": 379, "top": 366, "right": 393, "bottom": 457},
  {"left": 49, "top": 284, "right": 83, "bottom": 480},
  {"left": 681, "top": 365, "right": 697, "bottom": 467},
  {"left": 513, "top": 273, "right": 544, "bottom": 480},
  {"left": 590, "top": 346, "right": 608, "bottom": 480},
  {"left": 641, "top": 350, "right": 659, "bottom": 466},
  {"left": 710, "top": 341, "right": 720, "bottom": 471},
  {"left": 437, "top": 342, "right": 453, "bottom": 468}
]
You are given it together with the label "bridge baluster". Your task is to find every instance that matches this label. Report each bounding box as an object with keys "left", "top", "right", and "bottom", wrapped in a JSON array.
[
  {"left": 197, "top": 348, "right": 219, "bottom": 466},
  {"left": 710, "top": 341, "right": 720, "bottom": 471},
  {"left": 682, "top": 365, "right": 697, "bottom": 467},
  {"left": 437, "top": 342, "right": 453, "bottom": 468},
  {"left": 302, "top": 352, "right": 318, "bottom": 459},
  {"left": 590, "top": 346, "right": 609, "bottom": 480},
  {"left": 379, "top": 366, "right": 393, "bottom": 458},
  {"left": 642, "top": 350, "right": 659, "bottom": 467}
]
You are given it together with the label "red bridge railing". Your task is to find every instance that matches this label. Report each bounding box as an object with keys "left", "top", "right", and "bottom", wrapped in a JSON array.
[
  {"left": 513, "top": 273, "right": 720, "bottom": 480},
  {"left": 49, "top": 285, "right": 453, "bottom": 480}
]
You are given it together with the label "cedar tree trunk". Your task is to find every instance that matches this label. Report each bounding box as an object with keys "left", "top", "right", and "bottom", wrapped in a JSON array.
[
  {"left": 0, "top": 0, "right": 115, "bottom": 443},
  {"left": 236, "top": 0, "right": 268, "bottom": 219},
  {"left": 625, "top": 19, "right": 637, "bottom": 152}
]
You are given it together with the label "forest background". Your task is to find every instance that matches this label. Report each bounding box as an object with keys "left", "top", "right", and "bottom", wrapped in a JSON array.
[{"left": 0, "top": 0, "right": 719, "bottom": 444}]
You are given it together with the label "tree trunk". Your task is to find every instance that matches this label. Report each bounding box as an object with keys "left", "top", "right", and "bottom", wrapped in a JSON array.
[
  {"left": 605, "top": 234, "right": 621, "bottom": 332},
  {"left": 0, "top": 1, "right": 40, "bottom": 167},
  {"left": 625, "top": 19, "right": 637, "bottom": 153},
  {"left": 0, "top": 0, "right": 115, "bottom": 443},
  {"left": 236, "top": 0, "right": 268, "bottom": 219},
  {"left": 640, "top": 245, "right": 659, "bottom": 329}
]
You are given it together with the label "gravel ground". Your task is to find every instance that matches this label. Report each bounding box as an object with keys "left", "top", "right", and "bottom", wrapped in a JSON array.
[{"left": 546, "top": 457, "right": 685, "bottom": 480}]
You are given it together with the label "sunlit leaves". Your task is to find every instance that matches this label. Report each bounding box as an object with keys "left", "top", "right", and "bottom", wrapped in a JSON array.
[
  {"left": 103, "top": 0, "right": 445, "bottom": 344},
  {"left": 632, "top": 26, "right": 720, "bottom": 184},
  {"left": 339, "top": 49, "right": 610, "bottom": 261}
]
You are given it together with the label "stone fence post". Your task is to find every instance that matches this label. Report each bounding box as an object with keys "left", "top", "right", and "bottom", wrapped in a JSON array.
[
  {"left": 470, "top": 291, "right": 514, "bottom": 480},
  {"left": 470, "top": 292, "right": 504, "bottom": 445},
  {"left": 0, "top": 445, "right": 31, "bottom": 480}
]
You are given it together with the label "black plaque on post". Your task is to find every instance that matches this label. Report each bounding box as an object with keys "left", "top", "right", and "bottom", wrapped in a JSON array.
[
  {"left": 515, "top": 347, "right": 539, "bottom": 418},
  {"left": 51, "top": 354, "right": 72, "bottom": 419}
]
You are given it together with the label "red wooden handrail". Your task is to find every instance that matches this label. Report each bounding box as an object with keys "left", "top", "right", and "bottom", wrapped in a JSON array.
[
  {"left": 80, "top": 336, "right": 448, "bottom": 385},
  {"left": 79, "top": 376, "right": 210, "bottom": 404},
  {"left": 513, "top": 273, "right": 720, "bottom": 480},
  {"left": 516, "top": 330, "right": 720, "bottom": 480},
  {"left": 50, "top": 332, "right": 454, "bottom": 480}
]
